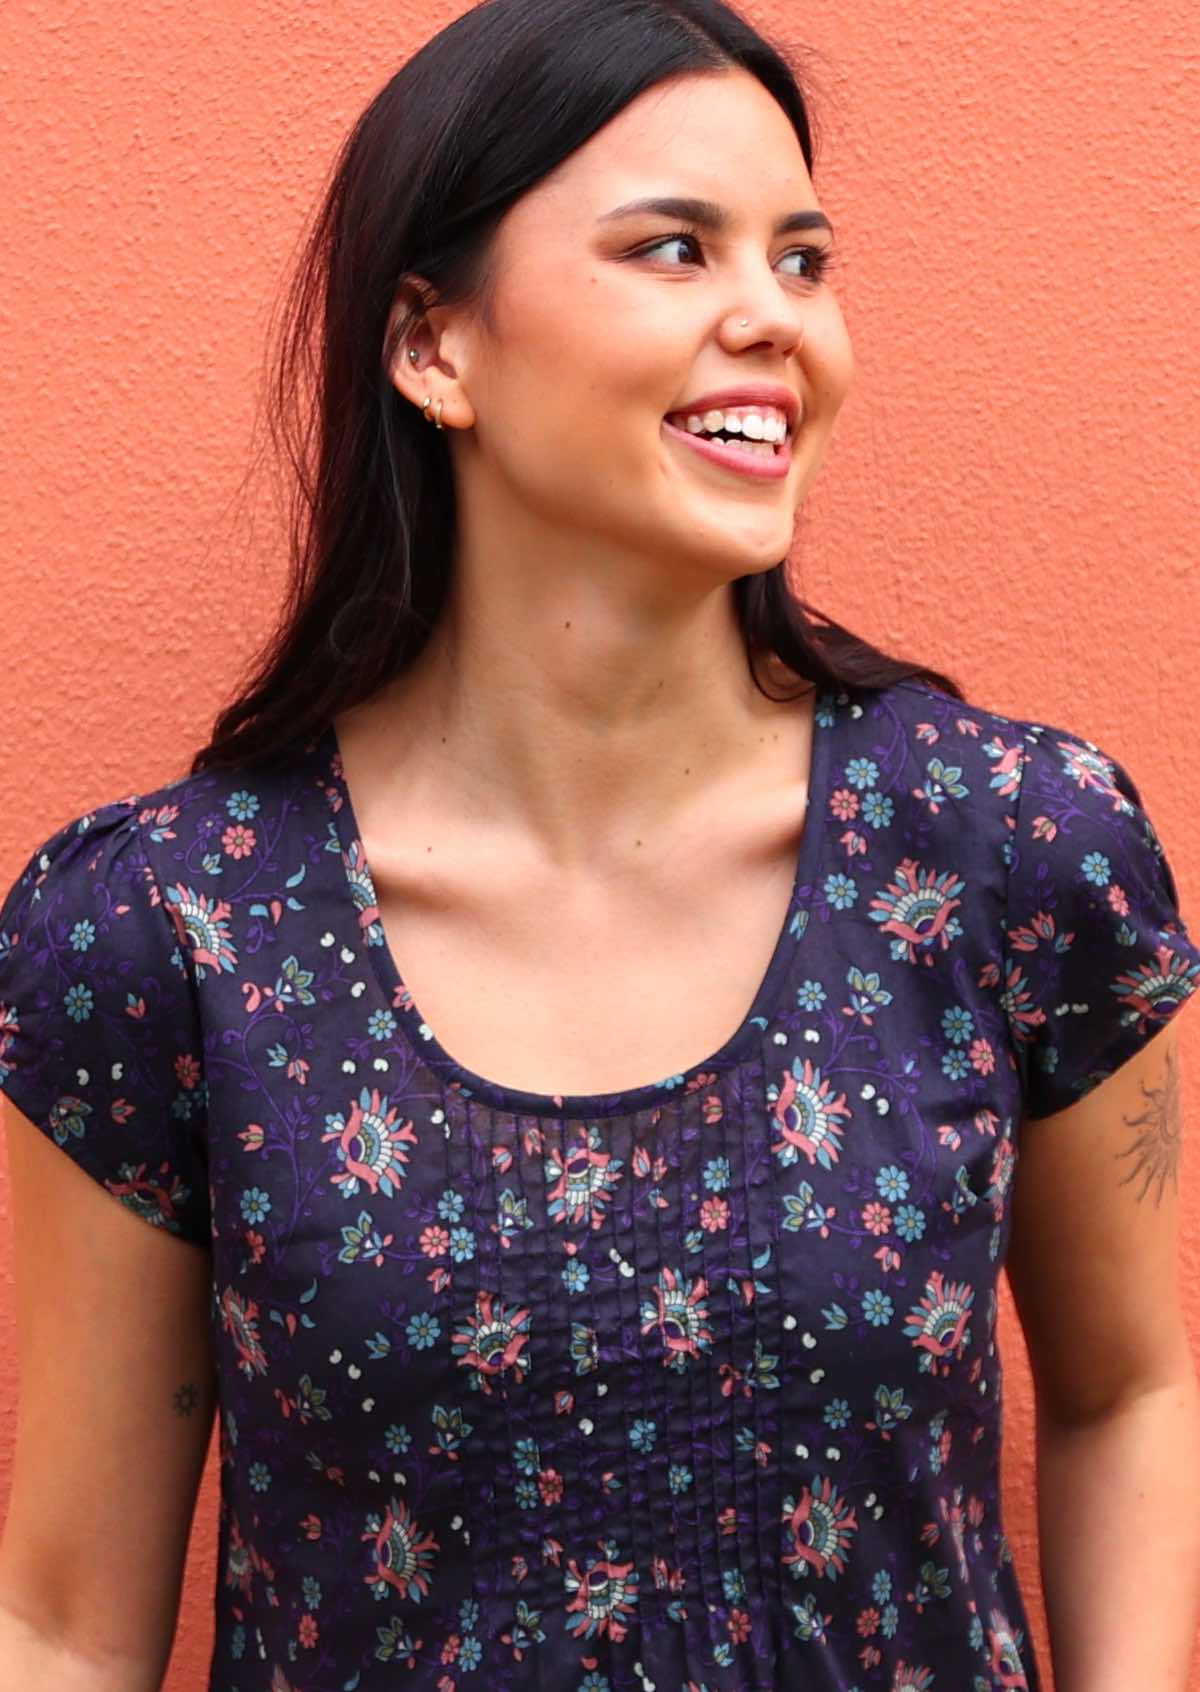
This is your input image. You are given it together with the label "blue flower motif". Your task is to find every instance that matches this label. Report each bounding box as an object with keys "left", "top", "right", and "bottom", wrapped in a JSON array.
[
  {"left": 64, "top": 982, "right": 94, "bottom": 1023},
  {"left": 367, "top": 1007, "right": 397, "bottom": 1040},
  {"left": 563, "top": 1258, "right": 590, "bottom": 1294},
  {"left": 861, "top": 790, "right": 895, "bottom": 828},
  {"left": 437, "top": 1189, "right": 465, "bottom": 1222},
  {"left": 862, "top": 1290, "right": 893, "bottom": 1327},
  {"left": 894, "top": 1204, "right": 926, "bottom": 1242},
  {"left": 69, "top": 919, "right": 96, "bottom": 952},
  {"left": 301, "top": 1575, "right": 322, "bottom": 1609},
  {"left": 448, "top": 1226, "right": 476, "bottom": 1263},
  {"left": 515, "top": 1477, "right": 539, "bottom": 1510},
  {"left": 703, "top": 1157, "right": 731, "bottom": 1193},
  {"left": 1082, "top": 849, "right": 1111, "bottom": 886},
  {"left": 824, "top": 872, "right": 859, "bottom": 911},
  {"left": 240, "top": 1186, "right": 271, "bottom": 1224},
  {"left": 823, "top": 1397, "right": 851, "bottom": 1430},
  {"left": 629, "top": 1418, "right": 657, "bottom": 1453},
  {"left": 459, "top": 1598, "right": 480, "bottom": 1632},
  {"left": 796, "top": 978, "right": 827, "bottom": 1011},
  {"left": 384, "top": 1423, "right": 411, "bottom": 1454},
  {"left": 871, "top": 1569, "right": 892, "bottom": 1604},
  {"left": 881, "top": 1601, "right": 899, "bottom": 1637},
  {"left": 249, "top": 1461, "right": 271, "bottom": 1492},
  {"left": 722, "top": 1567, "right": 747, "bottom": 1603},
  {"left": 226, "top": 789, "right": 261, "bottom": 822},
  {"left": 458, "top": 1635, "right": 483, "bottom": 1669},
  {"left": 941, "top": 1005, "right": 975, "bottom": 1045},
  {"left": 577, "top": 1674, "right": 611, "bottom": 1692},
  {"left": 876, "top": 1165, "right": 909, "bottom": 1202},
  {"left": 406, "top": 1312, "right": 441, "bottom": 1349},
  {"left": 230, "top": 1623, "right": 246, "bottom": 1660},
  {"left": 667, "top": 1464, "right": 694, "bottom": 1494},
  {"left": 845, "top": 756, "right": 880, "bottom": 790},
  {"left": 941, "top": 1048, "right": 970, "bottom": 1081},
  {"left": 512, "top": 1436, "right": 541, "bottom": 1476}
]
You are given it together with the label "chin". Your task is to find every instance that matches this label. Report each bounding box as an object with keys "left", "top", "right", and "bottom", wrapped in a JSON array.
[{"left": 682, "top": 534, "right": 795, "bottom": 578}]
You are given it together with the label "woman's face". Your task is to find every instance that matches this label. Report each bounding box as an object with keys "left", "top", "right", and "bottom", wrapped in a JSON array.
[{"left": 418, "top": 67, "right": 855, "bottom": 584}]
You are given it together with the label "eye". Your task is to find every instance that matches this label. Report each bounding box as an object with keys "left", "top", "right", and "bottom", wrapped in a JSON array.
[
  {"left": 638, "top": 230, "right": 707, "bottom": 266},
  {"left": 636, "top": 227, "right": 836, "bottom": 285}
]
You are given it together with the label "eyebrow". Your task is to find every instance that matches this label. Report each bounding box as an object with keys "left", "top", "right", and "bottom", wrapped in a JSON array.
[{"left": 597, "top": 195, "right": 835, "bottom": 240}]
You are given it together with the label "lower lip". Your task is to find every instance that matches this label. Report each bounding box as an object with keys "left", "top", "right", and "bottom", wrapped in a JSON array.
[{"left": 662, "top": 417, "right": 793, "bottom": 482}]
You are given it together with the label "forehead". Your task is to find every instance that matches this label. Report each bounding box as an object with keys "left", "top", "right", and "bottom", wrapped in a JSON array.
[{"left": 515, "top": 70, "right": 814, "bottom": 228}]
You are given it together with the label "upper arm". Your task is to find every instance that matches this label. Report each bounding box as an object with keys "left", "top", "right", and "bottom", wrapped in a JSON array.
[
  {"left": 0, "top": 1098, "right": 216, "bottom": 1681},
  {"left": 1005, "top": 1019, "right": 1192, "bottom": 1425}
]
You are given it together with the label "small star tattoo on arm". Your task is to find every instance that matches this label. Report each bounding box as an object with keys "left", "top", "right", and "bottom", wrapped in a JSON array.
[{"left": 1113, "top": 1040, "right": 1182, "bottom": 1208}]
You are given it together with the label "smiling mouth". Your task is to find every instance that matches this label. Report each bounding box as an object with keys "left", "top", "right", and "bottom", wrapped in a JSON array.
[{"left": 661, "top": 416, "right": 794, "bottom": 480}]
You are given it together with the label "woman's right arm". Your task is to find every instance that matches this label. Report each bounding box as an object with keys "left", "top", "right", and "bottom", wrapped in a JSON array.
[{"left": 0, "top": 1100, "right": 217, "bottom": 1692}]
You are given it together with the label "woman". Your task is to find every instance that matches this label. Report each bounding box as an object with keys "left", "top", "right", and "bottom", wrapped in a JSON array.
[{"left": 1, "top": 0, "right": 1198, "bottom": 1688}]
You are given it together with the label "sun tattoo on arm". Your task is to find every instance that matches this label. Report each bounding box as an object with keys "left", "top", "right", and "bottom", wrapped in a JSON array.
[{"left": 1113, "top": 1040, "right": 1182, "bottom": 1207}]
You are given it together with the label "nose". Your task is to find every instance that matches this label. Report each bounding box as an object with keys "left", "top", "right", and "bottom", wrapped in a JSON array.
[{"left": 723, "top": 273, "right": 806, "bottom": 357}]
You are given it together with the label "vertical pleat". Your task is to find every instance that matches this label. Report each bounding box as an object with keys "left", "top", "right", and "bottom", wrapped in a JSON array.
[{"left": 753, "top": 1036, "right": 795, "bottom": 1669}]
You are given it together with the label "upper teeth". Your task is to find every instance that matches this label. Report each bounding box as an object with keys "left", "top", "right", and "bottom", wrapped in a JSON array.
[{"left": 670, "top": 406, "right": 790, "bottom": 443}]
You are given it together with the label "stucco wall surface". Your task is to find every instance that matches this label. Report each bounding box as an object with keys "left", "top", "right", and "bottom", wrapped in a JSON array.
[{"left": 1, "top": 2, "right": 1197, "bottom": 1688}]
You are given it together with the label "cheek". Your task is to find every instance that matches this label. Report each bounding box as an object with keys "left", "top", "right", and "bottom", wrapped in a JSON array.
[{"left": 812, "top": 306, "right": 855, "bottom": 402}]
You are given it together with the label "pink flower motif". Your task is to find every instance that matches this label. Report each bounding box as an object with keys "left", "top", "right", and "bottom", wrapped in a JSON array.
[
  {"left": 222, "top": 823, "right": 258, "bottom": 860},
  {"left": 862, "top": 1201, "right": 892, "bottom": 1236},
  {"left": 726, "top": 1608, "right": 751, "bottom": 1644},
  {"left": 700, "top": 1195, "right": 730, "bottom": 1233},
  {"left": 538, "top": 1468, "right": 565, "bottom": 1505},
  {"left": 969, "top": 1038, "right": 996, "bottom": 1076}
]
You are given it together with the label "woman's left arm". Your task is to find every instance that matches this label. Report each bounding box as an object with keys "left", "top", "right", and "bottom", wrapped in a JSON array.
[{"left": 1006, "top": 1020, "right": 1200, "bottom": 1692}]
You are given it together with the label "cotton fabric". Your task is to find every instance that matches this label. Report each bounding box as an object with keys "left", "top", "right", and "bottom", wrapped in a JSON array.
[{"left": 2, "top": 675, "right": 1197, "bottom": 1692}]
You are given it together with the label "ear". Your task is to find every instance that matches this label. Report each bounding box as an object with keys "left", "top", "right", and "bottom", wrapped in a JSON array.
[
  {"left": 383, "top": 279, "right": 477, "bottom": 435},
  {"left": 383, "top": 277, "right": 437, "bottom": 393}
]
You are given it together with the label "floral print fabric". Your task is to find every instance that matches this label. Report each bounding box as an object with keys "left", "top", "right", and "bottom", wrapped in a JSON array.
[{"left": 1, "top": 676, "right": 1197, "bottom": 1692}]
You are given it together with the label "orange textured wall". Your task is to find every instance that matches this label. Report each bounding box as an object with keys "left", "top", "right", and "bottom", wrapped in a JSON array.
[{"left": 1, "top": 3, "right": 1197, "bottom": 1687}]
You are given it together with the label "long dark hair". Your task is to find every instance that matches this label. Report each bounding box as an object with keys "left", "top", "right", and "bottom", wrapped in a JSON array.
[{"left": 189, "top": 0, "right": 964, "bottom": 779}]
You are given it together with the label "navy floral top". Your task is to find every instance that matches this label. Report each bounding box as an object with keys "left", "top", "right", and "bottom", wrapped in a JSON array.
[{"left": 2, "top": 676, "right": 1198, "bottom": 1692}]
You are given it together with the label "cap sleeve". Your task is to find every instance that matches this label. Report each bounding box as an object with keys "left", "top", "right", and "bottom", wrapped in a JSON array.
[
  {"left": 1003, "top": 721, "right": 1200, "bottom": 1121},
  {"left": 0, "top": 798, "right": 211, "bottom": 1244}
]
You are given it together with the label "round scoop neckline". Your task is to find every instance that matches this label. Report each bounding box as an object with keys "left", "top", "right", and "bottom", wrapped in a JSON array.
[{"left": 323, "top": 687, "right": 835, "bottom": 1119}]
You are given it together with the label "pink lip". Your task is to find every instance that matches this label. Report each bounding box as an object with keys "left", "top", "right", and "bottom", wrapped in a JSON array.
[
  {"left": 666, "top": 383, "right": 801, "bottom": 428},
  {"left": 661, "top": 416, "right": 792, "bottom": 482}
]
